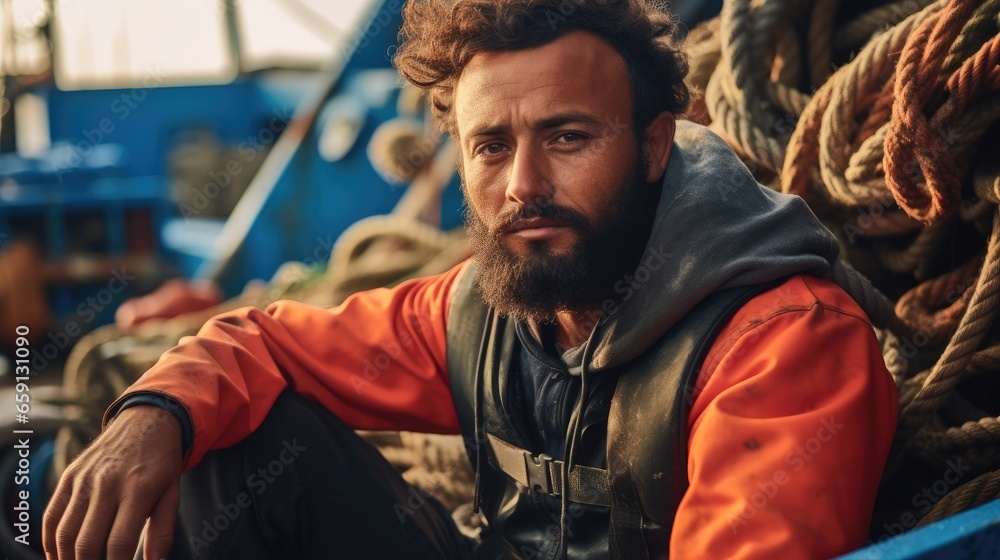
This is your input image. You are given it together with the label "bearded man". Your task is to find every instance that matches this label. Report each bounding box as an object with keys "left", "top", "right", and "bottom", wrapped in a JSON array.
[{"left": 43, "top": 1, "right": 897, "bottom": 559}]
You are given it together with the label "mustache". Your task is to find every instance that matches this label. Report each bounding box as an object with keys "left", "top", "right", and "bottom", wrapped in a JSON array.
[{"left": 492, "top": 201, "right": 591, "bottom": 233}]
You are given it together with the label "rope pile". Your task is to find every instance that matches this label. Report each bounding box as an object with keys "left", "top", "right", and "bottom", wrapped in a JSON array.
[{"left": 688, "top": 0, "right": 1000, "bottom": 535}]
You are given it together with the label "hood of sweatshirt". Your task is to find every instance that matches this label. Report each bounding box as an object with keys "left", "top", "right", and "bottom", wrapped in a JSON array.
[{"left": 560, "top": 120, "right": 841, "bottom": 375}]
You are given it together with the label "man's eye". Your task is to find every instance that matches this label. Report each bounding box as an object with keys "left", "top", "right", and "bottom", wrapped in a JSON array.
[
  {"left": 555, "top": 133, "right": 584, "bottom": 144},
  {"left": 482, "top": 143, "right": 507, "bottom": 155}
]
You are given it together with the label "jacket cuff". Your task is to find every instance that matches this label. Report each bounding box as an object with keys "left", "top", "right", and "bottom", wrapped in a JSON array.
[{"left": 107, "top": 392, "right": 193, "bottom": 454}]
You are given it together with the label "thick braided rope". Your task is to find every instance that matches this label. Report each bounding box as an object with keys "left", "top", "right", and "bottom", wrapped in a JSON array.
[
  {"left": 884, "top": 0, "right": 979, "bottom": 223},
  {"left": 896, "top": 210, "right": 1000, "bottom": 440},
  {"left": 894, "top": 254, "right": 981, "bottom": 346},
  {"left": 907, "top": 422, "right": 977, "bottom": 456},
  {"left": 706, "top": 69, "right": 785, "bottom": 171},
  {"left": 942, "top": 0, "right": 1000, "bottom": 73},
  {"left": 766, "top": 23, "right": 809, "bottom": 116},
  {"left": 719, "top": 0, "right": 753, "bottom": 110},
  {"left": 684, "top": 17, "right": 723, "bottom": 91},
  {"left": 873, "top": 220, "right": 949, "bottom": 276},
  {"left": 767, "top": 81, "right": 811, "bottom": 116},
  {"left": 938, "top": 35, "right": 1000, "bottom": 124},
  {"left": 781, "top": 2, "right": 942, "bottom": 201},
  {"left": 938, "top": 416, "right": 1000, "bottom": 451},
  {"left": 962, "top": 198, "right": 996, "bottom": 223},
  {"left": 740, "top": 0, "right": 792, "bottom": 124},
  {"left": 808, "top": 0, "right": 837, "bottom": 89},
  {"left": 897, "top": 345, "right": 1000, "bottom": 411},
  {"left": 857, "top": 77, "right": 896, "bottom": 144},
  {"left": 849, "top": 79, "right": 896, "bottom": 184},
  {"left": 848, "top": 208, "right": 925, "bottom": 238},
  {"left": 818, "top": 2, "right": 969, "bottom": 208},
  {"left": 683, "top": 17, "right": 723, "bottom": 126},
  {"left": 952, "top": 96, "right": 1000, "bottom": 175},
  {"left": 826, "top": 259, "right": 905, "bottom": 333},
  {"left": 967, "top": 344, "right": 1000, "bottom": 374},
  {"left": 896, "top": 367, "right": 930, "bottom": 407},
  {"left": 819, "top": 3, "right": 938, "bottom": 205},
  {"left": 834, "top": 0, "right": 938, "bottom": 52},
  {"left": 708, "top": 0, "right": 797, "bottom": 172},
  {"left": 747, "top": 0, "right": 790, "bottom": 88},
  {"left": 848, "top": 92, "right": 1000, "bottom": 196},
  {"left": 975, "top": 161, "right": 1000, "bottom": 205},
  {"left": 846, "top": 123, "right": 890, "bottom": 187},
  {"left": 781, "top": 71, "right": 833, "bottom": 198},
  {"left": 916, "top": 470, "right": 1000, "bottom": 527},
  {"left": 771, "top": 22, "right": 800, "bottom": 86}
]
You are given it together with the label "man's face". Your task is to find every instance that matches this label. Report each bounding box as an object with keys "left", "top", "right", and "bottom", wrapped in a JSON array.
[{"left": 455, "top": 30, "right": 661, "bottom": 322}]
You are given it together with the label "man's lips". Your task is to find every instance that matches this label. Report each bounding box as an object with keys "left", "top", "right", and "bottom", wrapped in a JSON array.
[
  {"left": 502, "top": 218, "right": 570, "bottom": 241},
  {"left": 502, "top": 217, "right": 568, "bottom": 233}
]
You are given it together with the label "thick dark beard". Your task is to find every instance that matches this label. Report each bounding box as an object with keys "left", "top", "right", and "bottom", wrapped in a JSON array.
[{"left": 464, "top": 159, "right": 659, "bottom": 323}]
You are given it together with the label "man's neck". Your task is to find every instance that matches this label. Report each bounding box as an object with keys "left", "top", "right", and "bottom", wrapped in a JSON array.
[{"left": 552, "top": 308, "right": 600, "bottom": 352}]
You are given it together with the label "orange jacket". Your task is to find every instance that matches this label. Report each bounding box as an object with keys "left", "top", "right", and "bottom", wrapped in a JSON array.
[{"left": 108, "top": 260, "right": 897, "bottom": 559}]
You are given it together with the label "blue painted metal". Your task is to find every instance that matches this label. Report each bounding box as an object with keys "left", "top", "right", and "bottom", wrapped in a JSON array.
[
  {"left": 196, "top": 0, "right": 465, "bottom": 296},
  {"left": 838, "top": 499, "right": 1000, "bottom": 559},
  {"left": 44, "top": 78, "right": 301, "bottom": 177},
  {"left": 3, "top": 0, "right": 464, "bottom": 326},
  {"left": 11, "top": 0, "right": 465, "bottom": 299},
  {"left": 0, "top": 175, "right": 169, "bottom": 325},
  {"left": 0, "top": 178, "right": 167, "bottom": 256}
]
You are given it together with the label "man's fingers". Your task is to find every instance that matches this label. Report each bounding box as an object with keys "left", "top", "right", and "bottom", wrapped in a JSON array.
[
  {"left": 105, "top": 494, "right": 157, "bottom": 560},
  {"left": 43, "top": 480, "right": 72, "bottom": 557},
  {"left": 43, "top": 406, "right": 184, "bottom": 559},
  {"left": 74, "top": 493, "right": 119, "bottom": 560},
  {"left": 143, "top": 481, "right": 180, "bottom": 560},
  {"left": 54, "top": 495, "right": 90, "bottom": 560}
]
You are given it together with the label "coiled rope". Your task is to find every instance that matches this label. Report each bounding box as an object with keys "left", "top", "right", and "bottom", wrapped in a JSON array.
[{"left": 689, "top": 0, "right": 1000, "bottom": 531}]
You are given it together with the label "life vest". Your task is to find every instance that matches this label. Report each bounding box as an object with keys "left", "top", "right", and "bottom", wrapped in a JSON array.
[{"left": 447, "top": 264, "right": 774, "bottom": 559}]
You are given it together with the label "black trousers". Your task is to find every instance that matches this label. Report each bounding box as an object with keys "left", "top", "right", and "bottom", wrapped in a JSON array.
[{"left": 151, "top": 391, "right": 475, "bottom": 560}]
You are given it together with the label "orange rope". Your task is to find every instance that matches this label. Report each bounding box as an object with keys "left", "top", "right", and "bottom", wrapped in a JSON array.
[{"left": 884, "top": 0, "right": 982, "bottom": 223}]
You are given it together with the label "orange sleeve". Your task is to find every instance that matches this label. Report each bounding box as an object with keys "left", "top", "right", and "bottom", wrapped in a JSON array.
[
  {"left": 106, "top": 261, "right": 469, "bottom": 471},
  {"left": 671, "top": 276, "right": 898, "bottom": 559}
]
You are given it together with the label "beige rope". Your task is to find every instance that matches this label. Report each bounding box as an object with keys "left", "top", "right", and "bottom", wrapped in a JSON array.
[
  {"left": 782, "top": 1, "right": 944, "bottom": 202},
  {"left": 916, "top": 470, "right": 1000, "bottom": 527},
  {"left": 834, "top": 0, "right": 938, "bottom": 52},
  {"left": 808, "top": 0, "right": 838, "bottom": 89},
  {"left": 873, "top": 220, "right": 949, "bottom": 276},
  {"left": 942, "top": 0, "right": 1000, "bottom": 74},
  {"left": 819, "top": 9, "right": 937, "bottom": 207},
  {"left": 896, "top": 210, "right": 1000, "bottom": 440}
]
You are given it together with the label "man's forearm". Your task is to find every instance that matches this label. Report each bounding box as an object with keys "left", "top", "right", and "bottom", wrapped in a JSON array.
[{"left": 104, "top": 265, "right": 464, "bottom": 471}]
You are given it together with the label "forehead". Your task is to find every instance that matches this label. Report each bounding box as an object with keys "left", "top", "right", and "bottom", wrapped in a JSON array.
[{"left": 453, "top": 30, "right": 633, "bottom": 136}]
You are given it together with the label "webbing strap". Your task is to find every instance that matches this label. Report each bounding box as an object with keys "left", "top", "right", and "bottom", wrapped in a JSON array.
[
  {"left": 609, "top": 474, "right": 649, "bottom": 559},
  {"left": 486, "top": 433, "right": 612, "bottom": 508}
]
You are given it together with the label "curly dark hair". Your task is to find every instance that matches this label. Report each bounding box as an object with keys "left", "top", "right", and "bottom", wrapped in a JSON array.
[{"left": 393, "top": 0, "right": 689, "bottom": 137}]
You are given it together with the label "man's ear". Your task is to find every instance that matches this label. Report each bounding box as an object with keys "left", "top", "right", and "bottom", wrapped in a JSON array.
[{"left": 642, "top": 111, "right": 676, "bottom": 183}]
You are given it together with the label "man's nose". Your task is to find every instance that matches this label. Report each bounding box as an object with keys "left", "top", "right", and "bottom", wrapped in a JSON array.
[{"left": 505, "top": 148, "right": 552, "bottom": 204}]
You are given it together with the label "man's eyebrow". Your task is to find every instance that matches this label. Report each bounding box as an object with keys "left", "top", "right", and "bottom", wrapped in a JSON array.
[
  {"left": 532, "top": 111, "right": 603, "bottom": 131},
  {"left": 465, "top": 111, "right": 604, "bottom": 139},
  {"left": 467, "top": 123, "right": 508, "bottom": 139}
]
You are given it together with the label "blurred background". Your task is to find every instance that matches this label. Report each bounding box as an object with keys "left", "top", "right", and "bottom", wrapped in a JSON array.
[{"left": 0, "top": 0, "right": 456, "bottom": 374}]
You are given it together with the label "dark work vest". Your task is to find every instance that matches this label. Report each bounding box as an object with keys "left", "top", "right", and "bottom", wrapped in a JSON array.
[{"left": 447, "top": 265, "right": 771, "bottom": 559}]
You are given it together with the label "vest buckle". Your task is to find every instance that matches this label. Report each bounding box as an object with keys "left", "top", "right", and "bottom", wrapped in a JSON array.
[{"left": 524, "top": 451, "right": 556, "bottom": 495}]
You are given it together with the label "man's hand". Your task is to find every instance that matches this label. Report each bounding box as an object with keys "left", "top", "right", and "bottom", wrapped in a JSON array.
[{"left": 43, "top": 405, "right": 184, "bottom": 560}]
